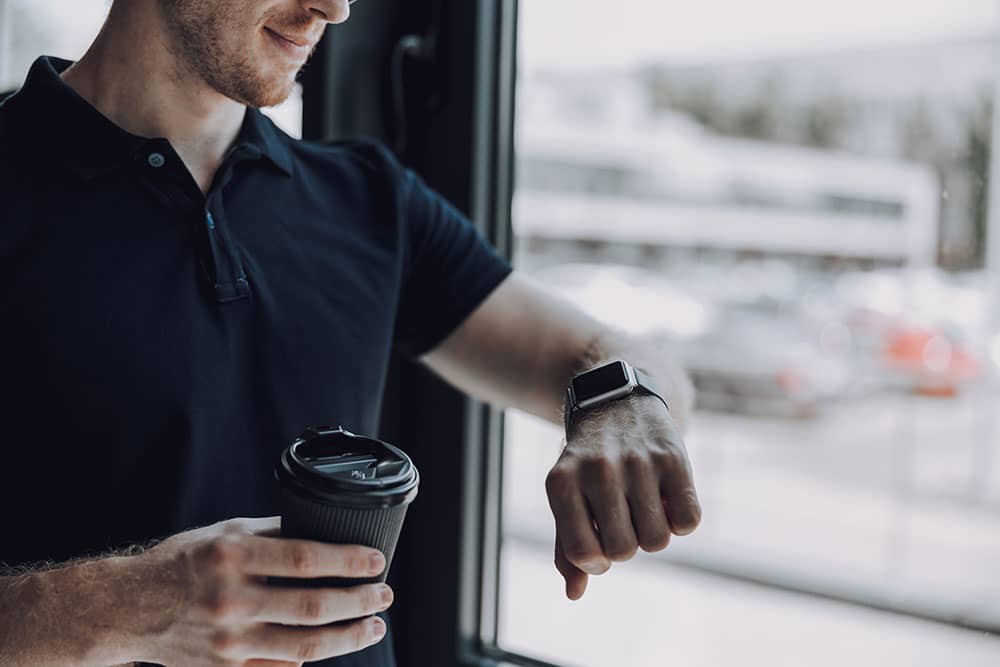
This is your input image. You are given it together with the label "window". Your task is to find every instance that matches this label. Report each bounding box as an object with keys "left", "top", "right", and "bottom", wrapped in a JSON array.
[
  {"left": 1, "top": 1, "right": 107, "bottom": 92},
  {"left": 0, "top": 0, "right": 303, "bottom": 137},
  {"left": 494, "top": 1, "right": 1000, "bottom": 666}
]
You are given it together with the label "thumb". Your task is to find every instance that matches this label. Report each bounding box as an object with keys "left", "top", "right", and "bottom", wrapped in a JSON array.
[{"left": 554, "top": 531, "right": 589, "bottom": 601}]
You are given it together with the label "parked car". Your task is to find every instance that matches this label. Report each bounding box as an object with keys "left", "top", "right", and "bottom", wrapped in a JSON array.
[
  {"left": 529, "top": 262, "right": 853, "bottom": 417},
  {"left": 833, "top": 270, "right": 984, "bottom": 396}
]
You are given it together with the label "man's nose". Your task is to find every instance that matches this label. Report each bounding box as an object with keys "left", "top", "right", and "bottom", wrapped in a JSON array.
[{"left": 299, "top": 0, "right": 351, "bottom": 24}]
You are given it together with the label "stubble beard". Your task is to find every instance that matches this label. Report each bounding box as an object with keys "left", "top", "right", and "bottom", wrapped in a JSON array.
[{"left": 157, "top": 0, "right": 300, "bottom": 108}]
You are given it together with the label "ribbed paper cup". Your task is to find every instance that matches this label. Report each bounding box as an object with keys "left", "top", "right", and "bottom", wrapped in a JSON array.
[{"left": 275, "top": 426, "right": 419, "bottom": 587}]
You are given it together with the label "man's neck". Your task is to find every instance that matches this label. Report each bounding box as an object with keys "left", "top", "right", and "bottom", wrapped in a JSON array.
[{"left": 60, "top": 2, "right": 246, "bottom": 194}]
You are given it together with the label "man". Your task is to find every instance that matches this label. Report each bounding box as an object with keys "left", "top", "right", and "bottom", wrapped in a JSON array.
[{"left": 0, "top": 0, "right": 700, "bottom": 665}]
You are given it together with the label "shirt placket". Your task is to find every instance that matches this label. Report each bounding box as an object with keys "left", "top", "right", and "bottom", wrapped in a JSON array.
[
  {"left": 140, "top": 141, "right": 256, "bottom": 304},
  {"left": 204, "top": 145, "right": 262, "bottom": 304}
]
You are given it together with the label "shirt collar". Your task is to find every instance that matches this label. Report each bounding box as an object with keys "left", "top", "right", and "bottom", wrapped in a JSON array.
[
  {"left": 239, "top": 106, "right": 294, "bottom": 176},
  {"left": 1, "top": 56, "right": 293, "bottom": 180}
]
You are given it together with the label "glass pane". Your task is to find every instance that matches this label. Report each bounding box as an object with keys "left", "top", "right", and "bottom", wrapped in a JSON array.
[
  {"left": 0, "top": 0, "right": 108, "bottom": 91},
  {"left": 500, "top": 1, "right": 1000, "bottom": 665},
  {"left": 1, "top": 1, "right": 302, "bottom": 137},
  {"left": 262, "top": 82, "right": 303, "bottom": 140}
]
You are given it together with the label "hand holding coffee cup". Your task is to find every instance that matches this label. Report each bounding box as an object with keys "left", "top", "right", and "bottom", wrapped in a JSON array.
[{"left": 130, "top": 517, "right": 393, "bottom": 665}]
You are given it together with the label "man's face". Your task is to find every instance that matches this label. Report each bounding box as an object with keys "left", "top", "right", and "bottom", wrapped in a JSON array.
[{"left": 157, "top": 0, "right": 350, "bottom": 108}]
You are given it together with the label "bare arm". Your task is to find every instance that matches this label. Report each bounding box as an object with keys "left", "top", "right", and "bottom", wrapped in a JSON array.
[
  {"left": 419, "top": 272, "right": 694, "bottom": 432},
  {"left": 419, "top": 270, "right": 701, "bottom": 600},
  {"left": 0, "top": 553, "right": 150, "bottom": 666}
]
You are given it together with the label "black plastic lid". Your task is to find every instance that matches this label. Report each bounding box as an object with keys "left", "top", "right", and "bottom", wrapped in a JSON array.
[{"left": 276, "top": 426, "right": 420, "bottom": 508}]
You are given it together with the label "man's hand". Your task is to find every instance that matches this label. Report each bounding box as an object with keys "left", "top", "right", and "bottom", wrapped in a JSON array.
[
  {"left": 0, "top": 517, "right": 393, "bottom": 666},
  {"left": 545, "top": 394, "right": 701, "bottom": 600},
  {"left": 124, "top": 517, "right": 393, "bottom": 666}
]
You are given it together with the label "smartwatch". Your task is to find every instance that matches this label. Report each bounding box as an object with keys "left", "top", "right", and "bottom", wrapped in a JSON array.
[{"left": 564, "top": 360, "right": 670, "bottom": 432}]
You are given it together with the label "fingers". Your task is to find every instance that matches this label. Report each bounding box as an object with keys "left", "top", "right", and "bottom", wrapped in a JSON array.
[
  {"left": 546, "top": 466, "right": 610, "bottom": 575},
  {"left": 215, "top": 616, "right": 388, "bottom": 662},
  {"left": 653, "top": 444, "right": 702, "bottom": 536},
  {"left": 249, "top": 583, "right": 393, "bottom": 625},
  {"left": 554, "top": 533, "right": 589, "bottom": 600},
  {"left": 623, "top": 453, "right": 671, "bottom": 553},
  {"left": 240, "top": 536, "right": 386, "bottom": 579},
  {"left": 546, "top": 405, "right": 702, "bottom": 600},
  {"left": 580, "top": 458, "right": 638, "bottom": 562}
]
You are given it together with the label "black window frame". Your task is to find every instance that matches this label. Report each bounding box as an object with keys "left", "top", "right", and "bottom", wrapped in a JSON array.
[{"left": 302, "top": 1, "right": 523, "bottom": 665}]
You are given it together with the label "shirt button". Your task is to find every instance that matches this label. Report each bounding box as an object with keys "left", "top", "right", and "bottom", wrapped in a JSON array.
[{"left": 147, "top": 152, "right": 166, "bottom": 168}]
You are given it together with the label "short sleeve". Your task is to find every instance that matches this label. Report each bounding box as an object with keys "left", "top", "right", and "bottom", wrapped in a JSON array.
[{"left": 391, "top": 160, "right": 513, "bottom": 358}]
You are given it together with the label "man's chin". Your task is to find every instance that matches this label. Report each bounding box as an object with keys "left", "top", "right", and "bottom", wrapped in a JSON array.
[
  {"left": 254, "top": 87, "right": 296, "bottom": 109},
  {"left": 228, "top": 77, "right": 297, "bottom": 109}
]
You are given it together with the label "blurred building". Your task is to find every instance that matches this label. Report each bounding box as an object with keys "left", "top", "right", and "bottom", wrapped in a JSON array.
[
  {"left": 515, "top": 73, "right": 940, "bottom": 268},
  {"left": 515, "top": 35, "right": 994, "bottom": 269}
]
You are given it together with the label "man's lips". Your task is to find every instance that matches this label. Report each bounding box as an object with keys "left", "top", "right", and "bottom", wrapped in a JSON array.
[{"left": 265, "top": 27, "right": 310, "bottom": 48}]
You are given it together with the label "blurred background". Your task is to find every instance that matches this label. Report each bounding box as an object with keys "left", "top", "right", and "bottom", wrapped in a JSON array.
[
  {"left": 3, "top": 0, "right": 1000, "bottom": 665},
  {"left": 500, "top": 1, "right": 1000, "bottom": 665}
]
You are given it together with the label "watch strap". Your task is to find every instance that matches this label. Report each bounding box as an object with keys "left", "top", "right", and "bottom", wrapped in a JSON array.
[
  {"left": 564, "top": 385, "right": 575, "bottom": 433},
  {"left": 564, "top": 363, "right": 671, "bottom": 433},
  {"left": 633, "top": 366, "right": 671, "bottom": 417}
]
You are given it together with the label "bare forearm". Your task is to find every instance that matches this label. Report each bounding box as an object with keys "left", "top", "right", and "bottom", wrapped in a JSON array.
[
  {"left": 418, "top": 275, "right": 694, "bottom": 431},
  {"left": 0, "top": 553, "right": 157, "bottom": 666}
]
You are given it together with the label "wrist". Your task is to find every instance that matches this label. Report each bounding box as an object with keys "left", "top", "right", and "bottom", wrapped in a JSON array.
[
  {"left": 44, "top": 556, "right": 147, "bottom": 665},
  {"left": 96, "top": 549, "right": 186, "bottom": 666},
  {"left": 564, "top": 359, "right": 674, "bottom": 432}
]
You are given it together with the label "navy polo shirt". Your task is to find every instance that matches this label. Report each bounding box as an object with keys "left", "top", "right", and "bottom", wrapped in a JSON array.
[{"left": 0, "top": 57, "right": 512, "bottom": 666}]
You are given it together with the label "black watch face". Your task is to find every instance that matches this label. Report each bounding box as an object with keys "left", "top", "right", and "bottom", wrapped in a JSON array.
[{"left": 573, "top": 361, "right": 630, "bottom": 402}]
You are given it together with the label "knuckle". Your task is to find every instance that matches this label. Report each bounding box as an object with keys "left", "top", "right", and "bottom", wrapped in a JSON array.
[
  {"left": 299, "top": 592, "right": 326, "bottom": 622},
  {"left": 296, "top": 637, "right": 322, "bottom": 662},
  {"left": 545, "top": 464, "right": 576, "bottom": 495},
  {"left": 210, "top": 629, "right": 241, "bottom": 657},
  {"left": 674, "top": 498, "right": 703, "bottom": 535},
  {"left": 651, "top": 446, "right": 686, "bottom": 472},
  {"left": 622, "top": 449, "right": 649, "bottom": 474},
  {"left": 201, "top": 537, "right": 246, "bottom": 574},
  {"left": 201, "top": 583, "right": 243, "bottom": 621},
  {"left": 288, "top": 543, "right": 318, "bottom": 576},
  {"left": 562, "top": 542, "right": 599, "bottom": 565},
  {"left": 347, "top": 547, "right": 373, "bottom": 576},
  {"left": 606, "top": 541, "right": 638, "bottom": 562},
  {"left": 581, "top": 456, "right": 617, "bottom": 486},
  {"left": 640, "top": 531, "right": 670, "bottom": 552}
]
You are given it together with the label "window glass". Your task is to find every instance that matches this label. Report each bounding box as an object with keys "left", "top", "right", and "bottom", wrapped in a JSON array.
[
  {"left": 500, "top": 1, "right": 1000, "bottom": 665},
  {"left": 0, "top": 1, "right": 302, "bottom": 138},
  {"left": 0, "top": 1, "right": 108, "bottom": 91}
]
